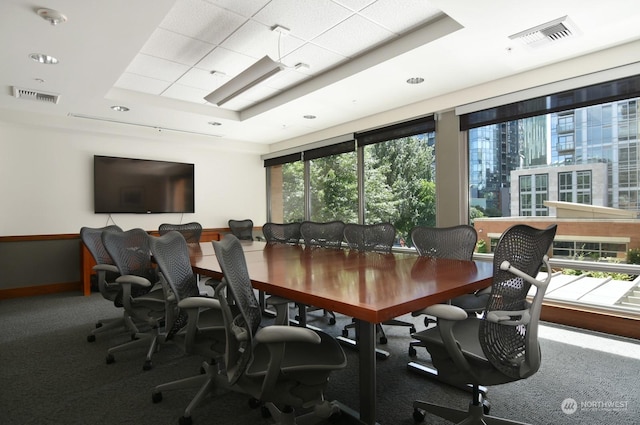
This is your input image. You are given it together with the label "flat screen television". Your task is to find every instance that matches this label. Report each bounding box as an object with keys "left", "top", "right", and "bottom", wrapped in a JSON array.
[{"left": 94, "top": 155, "right": 195, "bottom": 214}]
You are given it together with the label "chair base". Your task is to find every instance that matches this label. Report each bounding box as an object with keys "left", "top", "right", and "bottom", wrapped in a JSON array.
[
  {"left": 413, "top": 400, "right": 530, "bottom": 425},
  {"left": 264, "top": 400, "right": 341, "bottom": 425},
  {"left": 105, "top": 328, "right": 162, "bottom": 370},
  {"left": 88, "top": 312, "right": 138, "bottom": 342},
  {"left": 153, "top": 360, "right": 220, "bottom": 421},
  {"left": 407, "top": 361, "right": 488, "bottom": 396}
]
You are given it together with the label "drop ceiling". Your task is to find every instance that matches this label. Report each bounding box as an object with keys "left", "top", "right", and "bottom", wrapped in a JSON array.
[{"left": 2, "top": 0, "right": 640, "bottom": 146}]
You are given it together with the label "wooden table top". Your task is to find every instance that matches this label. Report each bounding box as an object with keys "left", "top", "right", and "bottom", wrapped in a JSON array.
[{"left": 192, "top": 241, "right": 494, "bottom": 324}]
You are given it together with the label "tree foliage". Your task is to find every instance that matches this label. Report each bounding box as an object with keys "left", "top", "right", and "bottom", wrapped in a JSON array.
[{"left": 279, "top": 134, "right": 436, "bottom": 242}]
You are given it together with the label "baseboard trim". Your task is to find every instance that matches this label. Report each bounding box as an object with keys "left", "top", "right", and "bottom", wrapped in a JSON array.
[{"left": 0, "top": 282, "right": 82, "bottom": 300}]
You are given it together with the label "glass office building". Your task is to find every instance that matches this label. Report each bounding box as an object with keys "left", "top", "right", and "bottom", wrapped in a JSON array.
[{"left": 469, "top": 98, "right": 640, "bottom": 217}]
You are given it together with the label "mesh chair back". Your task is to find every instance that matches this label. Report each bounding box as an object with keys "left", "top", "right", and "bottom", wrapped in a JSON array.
[
  {"left": 212, "top": 235, "right": 262, "bottom": 385},
  {"left": 149, "top": 231, "right": 200, "bottom": 337},
  {"left": 410, "top": 225, "right": 477, "bottom": 260},
  {"left": 479, "top": 224, "right": 556, "bottom": 379},
  {"left": 149, "top": 231, "right": 200, "bottom": 302},
  {"left": 262, "top": 222, "right": 301, "bottom": 244},
  {"left": 80, "top": 225, "right": 122, "bottom": 265},
  {"left": 300, "top": 221, "right": 345, "bottom": 248},
  {"left": 343, "top": 222, "right": 396, "bottom": 253},
  {"left": 158, "top": 222, "right": 202, "bottom": 243},
  {"left": 228, "top": 219, "right": 254, "bottom": 240},
  {"left": 102, "top": 228, "right": 157, "bottom": 283}
]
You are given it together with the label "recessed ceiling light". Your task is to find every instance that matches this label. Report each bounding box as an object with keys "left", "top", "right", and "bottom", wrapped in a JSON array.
[
  {"left": 303, "top": 115, "right": 316, "bottom": 119},
  {"left": 406, "top": 77, "right": 424, "bottom": 85},
  {"left": 110, "top": 106, "right": 129, "bottom": 112},
  {"left": 208, "top": 121, "right": 222, "bottom": 126},
  {"left": 37, "top": 8, "right": 67, "bottom": 26},
  {"left": 29, "top": 53, "right": 58, "bottom": 64}
]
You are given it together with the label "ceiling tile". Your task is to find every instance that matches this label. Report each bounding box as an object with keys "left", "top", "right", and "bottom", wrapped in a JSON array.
[
  {"left": 252, "top": 0, "right": 353, "bottom": 41},
  {"left": 282, "top": 43, "right": 348, "bottom": 74},
  {"left": 206, "top": 0, "right": 272, "bottom": 17},
  {"left": 311, "top": 14, "right": 395, "bottom": 57},
  {"left": 221, "top": 20, "right": 306, "bottom": 61},
  {"left": 330, "top": 0, "right": 377, "bottom": 12},
  {"left": 159, "top": 0, "right": 247, "bottom": 44},
  {"left": 114, "top": 73, "right": 172, "bottom": 95},
  {"left": 125, "top": 54, "right": 190, "bottom": 82},
  {"left": 360, "top": 0, "right": 442, "bottom": 33},
  {"left": 196, "top": 46, "right": 257, "bottom": 76},
  {"left": 162, "top": 83, "right": 210, "bottom": 103},
  {"left": 140, "top": 28, "right": 214, "bottom": 66},
  {"left": 175, "top": 67, "right": 226, "bottom": 92}
]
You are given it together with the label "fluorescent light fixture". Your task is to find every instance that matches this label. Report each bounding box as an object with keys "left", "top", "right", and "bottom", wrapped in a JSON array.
[{"left": 204, "top": 55, "right": 283, "bottom": 106}]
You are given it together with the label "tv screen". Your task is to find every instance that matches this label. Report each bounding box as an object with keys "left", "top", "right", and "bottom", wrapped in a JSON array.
[{"left": 94, "top": 155, "right": 195, "bottom": 214}]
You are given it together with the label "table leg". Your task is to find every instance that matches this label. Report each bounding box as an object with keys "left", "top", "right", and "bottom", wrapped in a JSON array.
[{"left": 358, "top": 319, "right": 377, "bottom": 425}]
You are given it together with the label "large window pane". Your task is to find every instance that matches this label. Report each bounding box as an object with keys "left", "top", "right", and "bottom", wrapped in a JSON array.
[
  {"left": 268, "top": 162, "right": 304, "bottom": 223},
  {"left": 362, "top": 133, "right": 436, "bottom": 245},
  {"left": 308, "top": 151, "right": 357, "bottom": 222},
  {"left": 468, "top": 96, "right": 640, "bottom": 318}
]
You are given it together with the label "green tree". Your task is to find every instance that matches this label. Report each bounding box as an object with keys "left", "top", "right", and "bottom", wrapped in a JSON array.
[{"left": 309, "top": 152, "right": 358, "bottom": 222}]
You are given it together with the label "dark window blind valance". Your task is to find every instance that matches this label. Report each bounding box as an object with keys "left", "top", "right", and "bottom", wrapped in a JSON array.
[
  {"left": 460, "top": 74, "right": 640, "bottom": 131},
  {"left": 355, "top": 115, "right": 435, "bottom": 146},
  {"left": 264, "top": 152, "right": 302, "bottom": 167},
  {"left": 303, "top": 140, "right": 355, "bottom": 161}
]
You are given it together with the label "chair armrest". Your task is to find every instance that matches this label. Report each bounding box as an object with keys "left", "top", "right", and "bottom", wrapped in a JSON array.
[
  {"left": 255, "top": 325, "right": 321, "bottom": 345},
  {"left": 178, "top": 296, "right": 221, "bottom": 310},
  {"left": 116, "top": 275, "right": 152, "bottom": 288},
  {"left": 413, "top": 304, "right": 468, "bottom": 321},
  {"left": 93, "top": 264, "right": 119, "bottom": 273}
]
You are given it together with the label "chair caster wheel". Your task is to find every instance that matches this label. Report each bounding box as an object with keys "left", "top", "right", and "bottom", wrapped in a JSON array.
[
  {"left": 379, "top": 336, "right": 388, "bottom": 345},
  {"left": 152, "top": 392, "right": 162, "bottom": 403},
  {"left": 482, "top": 399, "right": 491, "bottom": 414},
  {"left": 409, "top": 346, "right": 417, "bottom": 357},
  {"left": 261, "top": 406, "right": 271, "bottom": 418},
  {"left": 329, "top": 317, "right": 336, "bottom": 325},
  {"left": 410, "top": 326, "right": 416, "bottom": 333},
  {"left": 413, "top": 408, "right": 425, "bottom": 422},
  {"left": 143, "top": 360, "right": 153, "bottom": 371},
  {"left": 179, "top": 415, "right": 192, "bottom": 425},
  {"left": 87, "top": 335, "right": 96, "bottom": 342},
  {"left": 106, "top": 354, "right": 115, "bottom": 364},
  {"left": 341, "top": 329, "right": 349, "bottom": 338},
  {"left": 248, "top": 397, "right": 261, "bottom": 409}
]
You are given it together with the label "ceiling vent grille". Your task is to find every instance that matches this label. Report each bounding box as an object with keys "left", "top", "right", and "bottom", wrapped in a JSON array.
[
  {"left": 509, "top": 16, "right": 580, "bottom": 48},
  {"left": 12, "top": 86, "right": 60, "bottom": 104}
]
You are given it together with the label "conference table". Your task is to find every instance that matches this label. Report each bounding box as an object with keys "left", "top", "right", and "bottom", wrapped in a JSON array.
[{"left": 190, "top": 239, "right": 494, "bottom": 425}]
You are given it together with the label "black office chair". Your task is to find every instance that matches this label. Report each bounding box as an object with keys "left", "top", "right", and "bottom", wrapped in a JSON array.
[
  {"left": 261, "top": 222, "right": 303, "bottom": 325},
  {"left": 341, "top": 222, "right": 416, "bottom": 344},
  {"left": 298, "top": 220, "right": 346, "bottom": 325},
  {"left": 262, "top": 222, "right": 302, "bottom": 244},
  {"left": 408, "top": 225, "right": 483, "bottom": 357},
  {"left": 148, "top": 231, "right": 226, "bottom": 425},
  {"left": 101, "top": 228, "right": 168, "bottom": 370},
  {"left": 213, "top": 234, "right": 347, "bottom": 424},
  {"left": 411, "top": 224, "right": 557, "bottom": 425},
  {"left": 80, "top": 225, "right": 135, "bottom": 342},
  {"left": 159, "top": 222, "right": 203, "bottom": 243},
  {"left": 228, "top": 219, "right": 254, "bottom": 240}
]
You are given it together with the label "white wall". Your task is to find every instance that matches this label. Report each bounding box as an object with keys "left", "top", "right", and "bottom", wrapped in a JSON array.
[{"left": 0, "top": 113, "right": 268, "bottom": 236}]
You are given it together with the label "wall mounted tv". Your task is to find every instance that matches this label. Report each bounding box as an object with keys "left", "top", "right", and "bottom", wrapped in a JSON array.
[{"left": 94, "top": 155, "right": 195, "bottom": 214}]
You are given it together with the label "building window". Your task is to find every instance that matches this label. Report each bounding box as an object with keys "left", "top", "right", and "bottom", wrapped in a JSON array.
[{"left": 518, "top": 173, "right": 548, "bottom": 216}]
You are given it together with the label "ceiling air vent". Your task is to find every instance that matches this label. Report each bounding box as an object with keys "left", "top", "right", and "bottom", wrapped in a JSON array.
[
  {"left": 12, "top": 86, "right": 60, "bottom": 104},
  {"left": 509, "top": 16, "right": 580, "bottom": 48}
]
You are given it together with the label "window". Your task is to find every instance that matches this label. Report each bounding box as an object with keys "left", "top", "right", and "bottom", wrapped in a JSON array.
[
  {"left": 265, "top": 116, "right": 436, "bottom": 240},
  {"left": 464, "top": 74, "right": 640, "bottom": 320}
]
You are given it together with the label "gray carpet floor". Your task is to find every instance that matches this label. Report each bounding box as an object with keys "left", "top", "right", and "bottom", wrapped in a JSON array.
[{"left": 1, "top": 292, "right": 639, "bottom": 425}]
